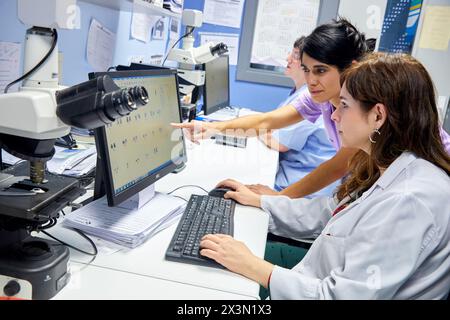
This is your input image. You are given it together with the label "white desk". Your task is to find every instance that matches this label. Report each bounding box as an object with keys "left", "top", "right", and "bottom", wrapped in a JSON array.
[{"left": 52, "top": 137, "right": 278, "bottom": 299}]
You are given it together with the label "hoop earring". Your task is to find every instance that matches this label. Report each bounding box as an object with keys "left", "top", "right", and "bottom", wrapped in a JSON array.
[{"left": 369, "top": 128, "right": 381, "bottom": 144}]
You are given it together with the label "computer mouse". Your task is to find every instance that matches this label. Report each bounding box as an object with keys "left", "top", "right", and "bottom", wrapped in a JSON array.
[{"left": 208, "top": 187, "right": 234, "bottom": 198}]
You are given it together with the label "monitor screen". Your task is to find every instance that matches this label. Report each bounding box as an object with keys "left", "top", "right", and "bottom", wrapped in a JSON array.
[
  {"left": 444, "top": 99, "right": 450, "bottom": 135},
  {"left": 203, "top": 55, "right": 230, "bottom": 115},
  {"left": 90, "top": 69, "right": 186, "bottom": 206}
]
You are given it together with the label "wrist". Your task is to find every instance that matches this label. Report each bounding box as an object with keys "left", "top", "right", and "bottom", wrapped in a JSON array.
[
  {"left": 246, "top": 257, "right": 274, "bottom": 289},
  {"left": 214, "top": 121, "right": 226, "bottom": 132},
  {"left": 253, "top": 194, "right": 262, "bottom": 208}
]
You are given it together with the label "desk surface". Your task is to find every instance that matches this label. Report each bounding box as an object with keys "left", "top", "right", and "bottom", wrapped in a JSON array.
[{"left": 52, "top": 137, "right": 278, "bottom": 300}]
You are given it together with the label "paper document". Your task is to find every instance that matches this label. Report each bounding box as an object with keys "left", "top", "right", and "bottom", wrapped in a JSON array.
[
  {"left": 47, "top": 146, "right": 97, "bottom": 176},
  {"left": 418, "top": 6, "right": 450, "bottom": 51},
  {"left": 1, "top": 150, "right": 23, "bottom": 165},
  {"left": 63, "top": 193, "right": 186, "bottom": 248},
  {"left": 131, "top": 1, "right": 160, "bottom": 43},
  {"left": 152, "top": 17, "right": 167, "bottom": 41},
  {"left": 200, "top": 107, "right": 240, "bottom": 122},
  {"left": 0, "top": 42, "right": 21, "bottom": 93},
  {"left": 86, "top": 19, "right": 116, "bottom": 72},
  {"left": 200, "top": 32, "right": 239, "bottom": 65},
  {"left": 203, "top": 0, "right": 245, "bottom": 29},
  {"left": 250, "top": 0, "right": 320, "bottom": 67}
]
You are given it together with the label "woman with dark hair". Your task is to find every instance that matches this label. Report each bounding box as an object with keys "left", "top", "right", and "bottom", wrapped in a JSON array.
[
  {"left": 259, "top": 36, "right": 338, "bottom": 196},
  {"left": 199, "top": 53, "right": 450, "bottom": 299},
  {"left": 173, "top": 18, "right": 450, "bottom": 199}
]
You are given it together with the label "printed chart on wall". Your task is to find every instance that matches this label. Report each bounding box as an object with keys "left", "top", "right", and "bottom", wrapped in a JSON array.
[
  {"left": 250, "top": 0, "right": 320, "bottom": 72},
  {"left": 104, "top": 75, "right": 183, "bottom": 194},
  {"left": 0, "top": 42, "right": 21, "bottom": 93}
]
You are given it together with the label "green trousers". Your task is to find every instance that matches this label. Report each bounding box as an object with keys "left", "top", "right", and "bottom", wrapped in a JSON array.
[{"left": 259, "top": 240, "right": 309, "bottom": 300}]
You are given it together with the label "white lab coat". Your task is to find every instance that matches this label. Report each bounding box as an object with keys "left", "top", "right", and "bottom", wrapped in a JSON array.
[{"left": 261, "top": 152, "right": 450, "bottom": 299}]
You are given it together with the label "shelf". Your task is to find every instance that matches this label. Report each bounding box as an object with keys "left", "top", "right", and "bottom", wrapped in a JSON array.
[{"left": 80, "top": 0, "right": 181, "bottom": 18}]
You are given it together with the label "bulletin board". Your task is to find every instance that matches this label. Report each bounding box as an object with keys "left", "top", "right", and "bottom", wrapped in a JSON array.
[{"left": 236, "top": 0, "right": 340, "bottom": 87}]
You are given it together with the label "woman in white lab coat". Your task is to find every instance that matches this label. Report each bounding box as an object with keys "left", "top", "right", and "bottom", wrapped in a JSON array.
[{"left": 199, "top": 53, "right": 450, "bottom": 299}]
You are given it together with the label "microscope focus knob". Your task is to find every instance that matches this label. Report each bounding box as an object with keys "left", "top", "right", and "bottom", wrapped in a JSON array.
[{"left": 3, "top": 280, "right": 21, "bottom": 297}]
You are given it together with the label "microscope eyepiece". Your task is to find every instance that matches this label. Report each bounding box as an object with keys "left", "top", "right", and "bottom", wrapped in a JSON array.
[
  {"left": 210, "top": 42, "right": 228, "bottom": 56},
  {"left": 103, "top": 88, "right": 136, "bottom": 116},
  {"left": 56, "top": 76, "right": 149, "bottom": 129},
  {"left": 128, "top": 86, "right": 149, "bottom": 107}
]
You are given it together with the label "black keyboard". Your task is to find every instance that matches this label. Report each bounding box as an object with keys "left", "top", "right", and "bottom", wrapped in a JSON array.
[{"left": 165, "top": 194, "right": 235, "bottom": 268}]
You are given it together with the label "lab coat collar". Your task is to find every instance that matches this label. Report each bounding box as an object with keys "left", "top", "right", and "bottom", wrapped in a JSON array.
[
  {"left": 360, "top": 152, "right": 418, "bottom": 201},
  {"left": 330, "top": 152, "right": 418, "bottom": 221}
]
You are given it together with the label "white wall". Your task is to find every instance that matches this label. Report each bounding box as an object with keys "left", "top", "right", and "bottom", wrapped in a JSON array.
[{"left": 338, "top": 0, "right": 388, "bottom": 49}]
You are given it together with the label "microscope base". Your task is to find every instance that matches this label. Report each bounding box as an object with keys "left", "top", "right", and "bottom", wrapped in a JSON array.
[{"left": 0, "top": 236, "right": 70, "bottom": 300}]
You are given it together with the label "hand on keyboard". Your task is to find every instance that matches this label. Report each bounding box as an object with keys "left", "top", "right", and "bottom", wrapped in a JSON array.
[{"left": 199, "top": 234, "right": 274, "bottom": 288}]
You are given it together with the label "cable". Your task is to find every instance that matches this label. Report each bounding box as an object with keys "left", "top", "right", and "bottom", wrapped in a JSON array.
[
  {"left": 167, "top": 184, "right": 209, "bottom": 195},
  {"left": 162, "top": 27, "right": 196, "bottom": 66},
  {"left": 172, "top": 195, "right": 188, "bottom": 202},
  {"left": 4, "top": 28, "right": 58, "bottom": 94},
  {"left": 41, "top": 228, "right": 98, "bottom": 257}
]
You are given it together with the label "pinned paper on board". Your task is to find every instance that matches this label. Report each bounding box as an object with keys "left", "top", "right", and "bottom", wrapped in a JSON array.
[
  {"left": 86, "top": 19, "right": 116, "bottom": 72},
  {"left": 152, "top": 17, "right": 167, "bottom": 40},
  {"left": 0, "top": 41, "right": 21, "bottom": 93},
  {"left": 418, "top": 6, "right": 450, "bottom": 51},
  {"left": 131, "top": 1, "right": 160, "bottom": 43},
  {"left": 203, "top": 0, "right": 245, "bottom": 29}
]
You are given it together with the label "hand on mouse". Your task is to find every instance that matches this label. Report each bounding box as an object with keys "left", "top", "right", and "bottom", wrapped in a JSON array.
[{"left": 216, "top": 179, "right": 262, "bottom": 208}]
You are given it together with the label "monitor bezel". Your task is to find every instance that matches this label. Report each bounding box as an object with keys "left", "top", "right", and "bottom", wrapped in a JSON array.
[
  {"left": 89, "top": 69, "right": 187, "bottom": 206},
  {"left": 202, "top": 55, "right": 230, "bottom": 115}
]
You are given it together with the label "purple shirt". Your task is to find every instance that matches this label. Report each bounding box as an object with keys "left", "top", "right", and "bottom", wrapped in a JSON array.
[
  {"left": 291, "top": 89, "right": 450, "bottom": 155},
  {"left": 291, "top": 90, "right": 341, "bottom": 150},
  {"left": 440, "top": 128, "right": 450, "bottom": 154}
]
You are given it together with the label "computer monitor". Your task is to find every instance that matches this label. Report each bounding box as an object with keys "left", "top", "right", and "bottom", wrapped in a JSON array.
[
  {"left": 202, "top": 55, "right": 230, "bottom": 115},
  {"left": 444, "top": 99, "right": 450, "bottom": 135},
  {"left": 89, "top": 69, "right": 187, "bottom": 206}
]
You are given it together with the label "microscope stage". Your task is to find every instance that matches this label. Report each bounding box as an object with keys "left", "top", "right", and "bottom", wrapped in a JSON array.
[{"left": 0, "top": 162, "right": 85, "bottom": 222}]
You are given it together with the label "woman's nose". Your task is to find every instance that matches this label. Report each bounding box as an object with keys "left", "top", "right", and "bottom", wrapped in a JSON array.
[{"left": 331, "top": 108, "right": 340, "bottom": 123}]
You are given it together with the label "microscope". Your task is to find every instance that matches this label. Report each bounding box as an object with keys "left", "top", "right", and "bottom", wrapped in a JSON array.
[
  {"left": 0, "top": 0, "right": 148, "bottom": 299},
  {"left": 166, "top": 9, "right": 228, "bottom": 120}
]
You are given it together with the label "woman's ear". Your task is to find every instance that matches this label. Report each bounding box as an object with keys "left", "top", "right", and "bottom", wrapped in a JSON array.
[{"left": 373, "top": 103, "right": 387, "bottom": 127}]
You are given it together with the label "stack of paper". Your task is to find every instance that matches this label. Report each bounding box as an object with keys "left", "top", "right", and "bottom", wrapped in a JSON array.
[
  {"left": 1, "top": 150, "right": 24, "bottom": 165},
  {"left": 47, "top": 146, "right": 97, "bottom": 177},
  {"left": 200, "top": 107, "right": 240, "bottom": 122},
  {"left": 63, "top": 193, "right": 186, "bottom": 248}
]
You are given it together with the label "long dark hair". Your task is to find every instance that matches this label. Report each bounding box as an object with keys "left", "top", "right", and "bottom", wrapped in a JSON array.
[
  {"left": 336, "top": 53, "right": 450, "bottom": 201},
  {"left": 301, "top": 18, "right": 374, "bottom": 71}
]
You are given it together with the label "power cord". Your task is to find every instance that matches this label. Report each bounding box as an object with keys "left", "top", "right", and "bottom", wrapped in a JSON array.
[
  {"left": 167, "top": 184, "right": 209, "bottom": 195},
  {"left": 4, "top": 28, "right": 58, "bottom": 93},
  {"left": 172, "top": 195, "right": 188, "bottom": 202},
  {"left": 162, "top": 27, "right": 196, "bottom": 66},
  {"left": 40, "top": 227, "right": 98, "bottom": 257}
]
